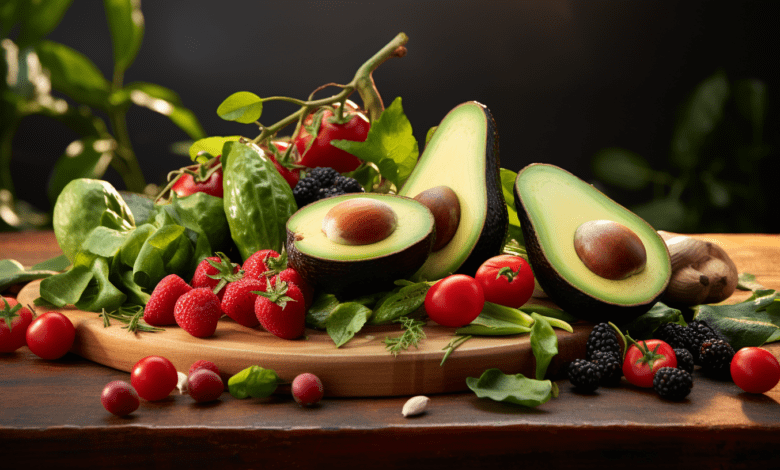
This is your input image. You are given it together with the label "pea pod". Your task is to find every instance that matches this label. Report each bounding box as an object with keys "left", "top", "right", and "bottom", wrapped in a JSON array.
[{"left": 222, "top": 141, "right": 298, "bottom": 260}]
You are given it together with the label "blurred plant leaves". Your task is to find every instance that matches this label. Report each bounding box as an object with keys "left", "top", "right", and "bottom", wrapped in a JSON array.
[
  {"left": 591, "top": 147, "right": 653, "bottom": 191},
  {"left": 35, "top": 40, "right": 110, "bottom": 109},
  {"left": 104, "top": 0, "right": 144, "bottom": 75},
  {"left": 47, "top": 137, "right": 117, "bottom": 205},
  {"left": 670, "top": 70, "right": 729, "bottom": 170},
  {"left": 10, "top": 0, "right": 74, "bottom": 49},
  {"left": 119, "top": 82, "right": 206, "bottom": 139}
]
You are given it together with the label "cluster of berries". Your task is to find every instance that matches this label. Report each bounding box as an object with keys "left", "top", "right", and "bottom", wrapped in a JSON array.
[
  {"left": 568, "top": 322, "right": 697, "bottom": 401},
  {"left": 292, "top": 166, "right": 363, "bottom": 207},
  {"left": 654, "top": 320, "right": 735, "bottom": 378},
  {"left": 143, "top": 248, "right": 313, "bottom": 340}
]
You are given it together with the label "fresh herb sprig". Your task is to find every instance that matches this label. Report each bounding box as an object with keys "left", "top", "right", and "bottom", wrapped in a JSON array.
[
  {"left": 100, "top": 305, "right": 164, "bottom": 333},
  {"left": 384, "top": 316, "right": 427, "bottom": 356}
]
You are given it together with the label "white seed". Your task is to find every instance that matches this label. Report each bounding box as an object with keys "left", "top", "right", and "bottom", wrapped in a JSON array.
[
  {"left": 176, "top": 371, "right": 188, "bottom": 394},
  {"left": 402, "top": 395, "right": 430, "bottom": 417}
]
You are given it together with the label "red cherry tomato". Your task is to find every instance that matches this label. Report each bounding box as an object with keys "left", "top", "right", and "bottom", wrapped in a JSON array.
[
  {"left": 294, "top": 103, "right": 369, "bottom": 173},
  {"left": 131, "top": 355, "right": 179, "bottom": 401},
  {"left": 25, "top": 311, "right": 75, "bottom": 360},
  {"left": 622, "top": 339, "right": 677, "bottom": 388},
  {"left": 730, "top": 347, "right": 780, "bottom": 394},
  {"left": 171, "top": 156, "right": 223, "bottom": 198},
  {"left": 0, "top": 297, "right": 34, "bottom": 353},
  {"left": 475, "top": 255, "right": 535, "bottom": 308},
  {"left": 267, "top": 141, "right": 301, "bottom": 188},
  {"left": 424, "top": 274, "right": 485, "bottom": 327},
  {"left": 101, "top": 380, "right": 140, "bottom": 416}
]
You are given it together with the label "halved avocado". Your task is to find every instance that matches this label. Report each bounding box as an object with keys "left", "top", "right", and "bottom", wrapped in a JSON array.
[
  {"left": 398, "top": 101, "right": 507, "bottom": 281},
  {"left": 286, "top": 193, "right": 434, "bottom": 295},
  {"left": 514, "top": 163, "right": 672, "bottom": 324}
]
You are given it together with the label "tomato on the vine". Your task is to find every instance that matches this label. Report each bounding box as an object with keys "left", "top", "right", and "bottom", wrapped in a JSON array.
[
  {"left": 294, "top": 102, "right": 369, "bottom": 173},
  {"left": 622, "top": 339, "right": 677, "bottom": 388},
  {"left": 424, "top": 274, "right": 485, "bottom": 328},
  {"left": 730, "top": 347, "right": 780, "bottom": 394},
  {"left": 25, "top": 311, "right": 75, "bottom": 360},
  {"left": 266, "top": 140, "right": 301, "bottom": 189},
  {"left": 0, "top": 297, "right": 33, "bottom": 353},
  {"left": 475, "top": 255, "right": 535, "bottom": 308},
  {"left": 131, "top": 355, "right": 179, "bottom": 401},
  {"left": 171, "top": 155, "right": 223, "bottom": 198}
]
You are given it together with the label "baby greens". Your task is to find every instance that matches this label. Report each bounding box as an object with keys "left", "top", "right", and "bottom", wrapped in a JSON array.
[{"left": 228, "top": 365, "right": 280, "bottom": 399}]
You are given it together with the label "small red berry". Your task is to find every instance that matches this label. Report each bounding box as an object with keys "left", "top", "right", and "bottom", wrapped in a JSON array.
[
  {"left": 188, "top": 359, "right": 220, "bottom": 378},
  {"left": 188, "top": 369, "right": 224, "bottom": 403},
  {"left": 292, "top": 373, "right": 324, "bottom": 406},
  {"left": 101, "top": 380, "right": 140, "bottom": 416},
  {"left": 144, "top": 274, "right": 193, "bottom": 326},
  {"left": 174, "top": 288, "right": 222, "bottom": 338}
]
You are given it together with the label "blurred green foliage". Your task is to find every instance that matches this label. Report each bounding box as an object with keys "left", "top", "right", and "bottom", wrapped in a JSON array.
[
  {"left": 592, "top": 70, "right": 776, "bottom": 233},
  {"left": 0, "top": 0, "right": 204, "bottom": 231}
]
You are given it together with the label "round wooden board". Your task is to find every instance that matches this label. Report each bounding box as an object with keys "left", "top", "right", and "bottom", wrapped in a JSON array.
[{"left": 18, "top": 280, "right": 590, "bottom": 397}]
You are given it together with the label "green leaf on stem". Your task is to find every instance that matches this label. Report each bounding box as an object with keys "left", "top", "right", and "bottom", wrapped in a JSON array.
[
  {"left": 188, "top": 135, "right": 242, "bottom": 161},
  {"left": 331, "top": 96, "right": 418, "bottom": 189},
  {"left": 35, "top": 40, "right": 111, "bottom": 109},
  {"left": 104, "top": 0, "right": 144, "bottom": 74},
  {"left": 217, "top": 91, "right": 263, "bottom": 124},
  {"left": 13, "top": 0, "right": 73, "bottom": 49}
]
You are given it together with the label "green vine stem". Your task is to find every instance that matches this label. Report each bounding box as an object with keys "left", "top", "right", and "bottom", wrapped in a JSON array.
[
  {"left": 108, "top": 68, "right": 147, "bottom": 194},
  {"left": 250, "top": 32, "right": 409, "bottom": 146}
]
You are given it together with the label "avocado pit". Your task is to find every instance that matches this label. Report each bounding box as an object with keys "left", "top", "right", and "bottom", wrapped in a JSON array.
[
  {"left": 412, "top": 185, "right": 461, "bottom": 251},
  {"left": 322, "top": 198, "right": 398, "bottom": 245},
  {"left": 574, "top": 220, "right": 647, "bottom": 280}
]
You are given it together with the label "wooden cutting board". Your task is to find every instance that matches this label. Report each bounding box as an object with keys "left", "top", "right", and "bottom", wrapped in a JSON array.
[{"left": 17, "top": 280, "right": 590, "bottom": 397}]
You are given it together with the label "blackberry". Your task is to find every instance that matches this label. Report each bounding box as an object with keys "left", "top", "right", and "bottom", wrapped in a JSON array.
[
  {"left": 674, "top": 348, "right": 695, "bottom": 374},
  {"left": 686, "top": 320, "right": 722, "bottom": 364},
  {"left": 292, "top": 167, "right": 364, "bottom": 207},
  {"left": 699, "top": 339, "right": 735, "bottom": 379},
  {"left": 653, "top": 367, "right": 693, "bottom": 400},
  {"left": 589, "top": 350, "right": 623, "bottom": 386},
  {"left": 585, "top": 323, "right": 621, "bottom": 360},
  {"left": 654, "top": 323, "right": 692, "bottom": 350},
  {"left": 567, "top": 359, "right": 601, "bottom": 392},
  {"left": 333, "top": 174, "right": 363, "bottom": 193},
  {"left": 292, "top": 177, "right": 321, "bottom": 207}
]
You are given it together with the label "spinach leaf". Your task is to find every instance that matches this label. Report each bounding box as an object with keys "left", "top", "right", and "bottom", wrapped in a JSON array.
[
  {"left": 369, "top": 280, "right": 430, "bottom": 325},
  {"left": 694, "top": 290, "right": 780, "bottom": 350},
  {"left": 306, "top": 292, "right": 341, "bottom": 330},
  {"left": 227, "top": 365, "right": 280, "bottom": 399},
  {"left": 530, "top": 313, "right": 557, "bottom": 380},
  {"left": 0, "top": 259, "right": 62, "bottom": 292},
  {"left": 325, "top": 302, "right": 372, "bottom": 348},
  {"left": 466, "top": 369, "right": 555, "bottom": 407},
  {"left": 620, "top": 302, "right": 686, "bottom": 340}
]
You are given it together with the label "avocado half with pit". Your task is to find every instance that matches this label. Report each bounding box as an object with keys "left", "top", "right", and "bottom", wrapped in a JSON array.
[
  {"left": 514, "top": 163, "right": 672, "bottom": 324},
  {"left": 398, "top": 101, "right": 507, "bottom": 281},
  {"left": 285, "top": 193, "right": 435, "bottom": 295}
]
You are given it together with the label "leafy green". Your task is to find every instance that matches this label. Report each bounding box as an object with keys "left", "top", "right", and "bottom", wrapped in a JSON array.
[
  {"left": 12, "top": 0, "right": 73, "bottom": 49},
  {"left": 368, "top": 279, "right": 430, "bottom": 325},
  {"left": 0, "top": 258, "right": 63, "bottom": 292},
  {"left": 466, "top": 369, "right": 555, "bottom": 407},
  {"left": 227, "top": 366, "right": 280, "bottom": 399},
  {"left": 384, "top": 317, "right": 427, "bottom": 356},
  {"left": 620, "top": 302, "right": 686, "bottom": 340},
  {"left": 188, "top": 135, "right": 242, "bottom": 161},
  {"left": 325, "top": 302, "right": 372, "bottom": 348},
  {"left": 530, "top": 313, "right": 557, "bottom": 380},
  {"left": 694, "top": 289, "right": 780, "bottom": 350},
  {"left": 35, "top": 40, "right": 111, "bottom": 109},
  {"left": 305, "top": 292, "right": 341, "bottom": 330},
  {"left": 103, "top": 0, "right": 143, "bottom": 74},
  {"left": 737, "top": 272, "right": 766, "bottom": 291},
  {"left": 217, "top": 91, "right": 264, "bottom": 124},
  {"left": 331, "top": 96, "right": 418, "bottom": 189},
  {"left": 499, "top": 167, "right": 523, "bottom": 246}
]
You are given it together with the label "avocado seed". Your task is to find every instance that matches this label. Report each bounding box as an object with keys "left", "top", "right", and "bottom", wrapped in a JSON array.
[
  {"left": 322, "top": 198, "right": 398, "bottom": 246},
  {"left": 412, "top": 186, "right": 460, "bottom": 251},
  {"left": 573, "top": 220, "right": 647, "bottom": 280}
]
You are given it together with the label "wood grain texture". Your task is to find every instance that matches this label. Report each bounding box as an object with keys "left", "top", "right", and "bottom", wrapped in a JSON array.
[{"left": 17, "top": 279, "right": 589, "bottom": 397}]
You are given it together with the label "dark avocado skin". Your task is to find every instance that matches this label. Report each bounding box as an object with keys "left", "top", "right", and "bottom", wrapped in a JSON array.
[
  {"left": 458, "top": 103, "right": 508, "bottom": 277},
  {"left": 286, "top": 227, "right": 434, "bottom": 296},
  {"left": 513, "top": 164, "right": 666, "bottom": 325}
]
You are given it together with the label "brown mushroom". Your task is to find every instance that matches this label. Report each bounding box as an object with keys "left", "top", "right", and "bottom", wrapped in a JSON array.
[{"left": 658, "top": 231, "right": 739, "bottom": 306}]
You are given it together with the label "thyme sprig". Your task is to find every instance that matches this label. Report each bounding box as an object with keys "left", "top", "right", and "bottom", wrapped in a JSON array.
[
  {"left": 100, "top": 305, "right": 164, "bottom": 334},
  {"left": 384, "top": 316, "right": 426, "bottom": 356}
]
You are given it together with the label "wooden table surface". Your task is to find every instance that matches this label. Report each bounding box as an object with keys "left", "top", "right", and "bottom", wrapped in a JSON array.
[{"left": 2, "top": 231, "right": 780, "bottom": 469}]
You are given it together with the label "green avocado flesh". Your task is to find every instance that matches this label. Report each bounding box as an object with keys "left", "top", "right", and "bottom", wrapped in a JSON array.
[
  {"left": 514, "top": 164, "right": 671, "bottom": 323},
  {"left": 399, "top": 101, "right": 507, "bottom": 281},
  {"left": 286, "top": 193, "right": 434, "bottom": 295}
]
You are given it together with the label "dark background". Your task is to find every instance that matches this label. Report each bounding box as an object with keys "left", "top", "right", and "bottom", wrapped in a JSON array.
[{"left": 10, "top": 0, "right": 779, "bottom": 219}]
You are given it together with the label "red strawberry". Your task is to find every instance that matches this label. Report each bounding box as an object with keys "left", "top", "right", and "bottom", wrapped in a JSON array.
[
  {"left": 220, "top": 276, "right": 267, "bottom": 328},
  {"left": 174, "top": 288, "right": 222, "bottom": 338},
  {"left": 0, "top": 297, "right": 33, "bottom": 353},
  {"left": 270, "top": 268, "right": 313, "bottom": 308},
  {"left": 242, "top": 249, "right": 280, "bottom": 280},
  {"left": 254, "top": 279, "right": 306, "bottom": 340},
  {"left": 192, "top": 252, "right": 242, "bottom": 300},
  {"left": 144, "top": 274, "right": 193, "bottom": 326}
]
